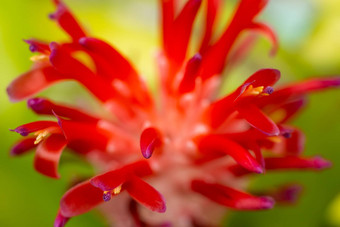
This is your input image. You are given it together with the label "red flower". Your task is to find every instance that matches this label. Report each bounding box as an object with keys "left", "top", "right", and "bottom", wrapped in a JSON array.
[{"left": 8, "top": 0, "right": 340, "bottom": 226}]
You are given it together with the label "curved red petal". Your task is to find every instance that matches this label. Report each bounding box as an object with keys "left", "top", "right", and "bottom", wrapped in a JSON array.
[
  {"left": 191, "top": 180, "right": 274, "bottom": 210},
  {"left": 140, "top": 127, "right": 163, "bottom": 159},
  {"left": 236, "top": 104, "right": 280, "bottom": 136},
  {"left": 60, "top": 180, "right": 104, "bottom": 217},
  {"left": 125, "top": 175, "right": 166, "bottom": 213},
  {"left": 10, "top": 121, "right": 60, "bottom": 136},
  {"left": 7, "top": 66, "right": 66, "bottom": 102},
  {"left": 34, "top": 134, "right": 67, "bottom": 178},
  {"left": 10, "top": 137, "right": 36, "bottom": 156},
  {"left": 248, "top": 22, "right": 278, "bottom": 56},
  {"left": 50, "top": 0, "right": 87, "bottom": 40},
  {"left": 196, "top": 134, "right": 263, "bottom": 173}
]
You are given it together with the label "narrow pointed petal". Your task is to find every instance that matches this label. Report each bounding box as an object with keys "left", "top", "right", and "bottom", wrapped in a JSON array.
[
  {"left": 178, "top": 53, "right": 202, "bottom": 94},
  {"left": 271, "top": 98, "right": 306, "bottom": 124},
  {"left": 10, "top": 137, "right": 36, "bottom": 156},
  {"left": 140, "top": 127, "right": 163, "bottom": 159},
  {"left": 243, "top": 68, "right": 281, "bottom": 88},
  {"left": 34, "top": 134, "right": 67, "bottom": 178},
  {"left": 10, "top": 121, "right": 59, "bottom": 136},
  {"left": 125, "top": 175, "right": 166, "bottom": 213},
  {"left": 49, "top": 42, "right": 118, "bottom": 102},
  {"left": 229, "top": 156, "right": 331, "bottom": 176},
  {"left": 165, "top": 0, "right": 202, "bottom": 64},
  {"left": 161, "top": 0, "right": 175, "bottom": 49},
  {"left": 265, "top": 156, "right": 332, "bottom": 170},
  {"left": 200, "top": 0, "right": 269, "bottom": 79},
  {"left": 196, "top": 134, "right": 263, "bottom": 173},
  {"left": 258, "top": 77, "right": 340, "bottom": 106},
  {"left": 247, "top": 22, "right": 278, "bottom": 56},
  {"left": 191, "top": 180, "right": 274, "bottom": 210},
  {"left": 237, "top": 104, "right": 280, "bottom": 136},
  {"left": 54, "top": 210, "right": 69, "bottom": 227},
  {"left": 199, "top": 0, "right": 222, "bottom": 53},
  {"left": 28, "top": 97, "right": 98, "bottom": 122},
  {"left": 50, "top": 0, "right": 87, "bottom": 40},
  {"left": 24, "top": 39, "right": 50, "bottom": 54},
  {"left": 60, "top": 180, "right": 104, "bottom": 217},
  {"left": 90, "top": 160, "right": 153, "bottom": 191},
  {"left": 7, "top": 66, "right": 66, "bottom": 102}
]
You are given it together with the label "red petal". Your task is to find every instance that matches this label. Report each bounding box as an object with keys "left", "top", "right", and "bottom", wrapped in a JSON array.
[
  {"left": 90, "top": 160, "right": 153, "bottom": 191},
  {"left": 200, "top": 0, "right": 269, "bottom": 79},
  {"left": 57, "top": 118, "right": 110, "bottom": 150},
  {"left": 196, "top": 134, "right": 263, "bottom": 173},
  {"left": 247, "top": 22, "right": 278, "bottom": 56},
  {"left": 178, "top": 54, "right": 202, "bottom": 94},
  {"left": 140, "top": 127, "right": 163, "bottom": 159},
  {"left": 161, "top": 0, "right": 175, "bottom": 50},
  {"left": 34, "top": 134, "right": 67, "bottom": 178},
  {"left": 236, "top": 104, "right": 280, "bottom": 136},
  {"left": 49, "top": 42, "right": 118, "bottom": 102},
  {"left": 265, "top": 156, "right": 331, "bottom": 170},
  {"left": 60, "top": 180, "right": 104, "bottom": 217},
  {"left": 199, "top": 0, "right": 222, "bottom": 53},
  {"left": 191, "top": 180, "right": 274, "bottom": 210},
  {"left": 10, "top": 137, "right": 36, "bottom": 156},
  {"left": 229, "top": 156, "right": 331, "bottom": 176},
  {"left": 7, "top": 66, "right": 66, "bottom": 102},
  {"left": 125, "top": 175, "right": 166, "bottom": 213},
  {"left": 164, "top": 0, "right": 202, "bottom": 64},
  {"left": 243, "top": 68, "right": 281, "bottom": 88},
  {"left": 24, "top": 39, "right": 50, "bottom": 54},
  {"left": 28, "top": 97, "right": 98, "bottom": 122},
  {"left": 10, "top": 121, "right": 60, "bottom": 136},
  {"left": 50, "top": 0, "right": 87, "bottom": 41}
]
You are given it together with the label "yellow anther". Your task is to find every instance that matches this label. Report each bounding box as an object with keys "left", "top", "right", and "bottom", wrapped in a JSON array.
[
  {"left": 268, "top": 136, "right": 282, "bottom": 143},
  {"left": 113, "top": 185, "right": 122, "bottom": 195},
  {"left": 34, "top": 130, "right": 50, "bottom": 145},
  {"left": 30, "top": 54, "right": 48, "bottom": 62},
  {"left": 242, "top": 85, "right": 265, "bottom": 97}
]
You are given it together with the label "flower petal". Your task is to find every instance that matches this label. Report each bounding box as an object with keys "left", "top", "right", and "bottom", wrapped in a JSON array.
[
  {"left": 196, "top": 134, "right": 263, "bottom": 173},
  {"left": 10, "top": 137, "right": 36, "bottom": 156},
  {"left": 10, "top": 121, "right": 59, "bottom": 136},
  {"left": 7, "top": 65, "right": 66, "bottom": 102},
  {"left": 140, "top": 127, "right": 163, "bottom": 159},
  {"left": 24, "top": 39, "right": 50, "bottom": 54},
  {"left": 90, "top": 160, "right": 153, "bottom": 191},
  {"left": 178, "top": 53, "right": 202, "bottom": 94},
  {"left": 247, "top": 22, "right": 278, "bottom": 56},
  {"left": 125, "top": 175, "right": 166, "bottom": 213},
  {"left": 50, "top": 0, "right": 87, "bottom": 41},
  {"left": 60, "top": 180, "right": 104, "bottom": 217},
  {"left": 34, "top": 134, "right": 67, "bottom": 178},
  {"left": 28, "top": 97, "right": 98, "bottom": 122},
  {"left": 191, "top": 180, "right": 274, "bottom": 210},
  {"left": 236, "top": 104, "right": 280, "bottom": 136}
]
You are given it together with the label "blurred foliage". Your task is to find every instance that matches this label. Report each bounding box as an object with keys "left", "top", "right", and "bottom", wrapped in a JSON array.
[{"left": 0, "top": 0, "right": 339, "bottom": 226}]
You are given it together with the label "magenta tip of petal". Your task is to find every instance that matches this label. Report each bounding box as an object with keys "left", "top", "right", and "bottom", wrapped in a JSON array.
[
  {"left": 54, "top": 212, "right": 69, "bottom": 227},
  {"left": 259, "top": 196, "right": 275, "bottom": 209},
  {"left": 9, "top": 128, "right": 29, "bottom": 136},
  {"left": 254, "top": 166, "right": 264, "bottom": 174},
  {"left": 313, "top": 156, "right": 332, "bottom": 169},
  {"left": 27, "top": 98, "right": 45, "bottom": 111},
  {"left": 78, "top": 37, "right": 87, "bottom": 45}
]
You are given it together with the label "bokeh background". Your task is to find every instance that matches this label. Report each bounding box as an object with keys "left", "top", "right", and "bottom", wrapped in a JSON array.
[{"left": 1, "top": 0, "right": 340, "bottom": 226}]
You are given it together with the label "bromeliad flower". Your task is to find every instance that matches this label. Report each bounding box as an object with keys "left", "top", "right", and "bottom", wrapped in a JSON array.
[{"left": 8, "top": 0, "right": 340, "bottom": 226}]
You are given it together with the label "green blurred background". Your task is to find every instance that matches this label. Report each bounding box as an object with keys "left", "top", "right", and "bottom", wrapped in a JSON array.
[{"left": 1, "top": 0, "right": 340, "bottom": 226}]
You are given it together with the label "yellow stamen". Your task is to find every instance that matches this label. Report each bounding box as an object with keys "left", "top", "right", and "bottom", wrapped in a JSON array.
[
  {"left": 113, "top": 185, "right": 122, "bottom": 195},
  {"left": 34, "top": 130, "right": 50, "bottom": 145},
  {"left": 268, "top": 136, "right": 282, "bottom": 143},
  {"left": 30, "top": 54, "right": 48, "bottom": 62},
  {"left": 243, "top": 85, "right": 264, "bottom": 97}
]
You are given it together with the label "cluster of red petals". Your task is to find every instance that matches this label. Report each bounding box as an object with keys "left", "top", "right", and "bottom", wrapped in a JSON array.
[{"left": 8, "top": 0, "right": 340, "bottom": 226}]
